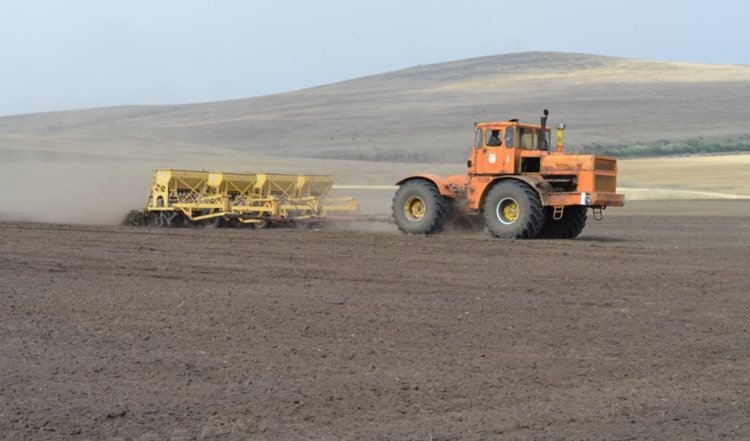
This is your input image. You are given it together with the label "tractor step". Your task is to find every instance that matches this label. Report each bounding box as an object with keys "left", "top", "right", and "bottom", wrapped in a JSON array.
[
  {"left": 592, "top": 207, "right": 604, "bottom": 220},
  {"left": 552, "top": 205, "right": 564, "bottom": 220}
]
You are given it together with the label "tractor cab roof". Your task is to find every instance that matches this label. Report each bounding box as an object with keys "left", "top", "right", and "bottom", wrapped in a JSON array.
[{"left": 475, "top": 120, "right": 547, "bottom": 131}]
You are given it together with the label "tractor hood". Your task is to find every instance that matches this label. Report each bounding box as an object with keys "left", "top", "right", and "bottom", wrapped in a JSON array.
[{"left": 540, "top": 154, "right": 617, "bottom": 175}]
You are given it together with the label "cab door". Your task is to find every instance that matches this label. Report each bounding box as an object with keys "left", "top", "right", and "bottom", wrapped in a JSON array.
[
  {"left": 468, "top": 127, "right": 482, "bottom": 175},
  {"left": 473, "top": 127, "right": 514, "bottom": 175}
]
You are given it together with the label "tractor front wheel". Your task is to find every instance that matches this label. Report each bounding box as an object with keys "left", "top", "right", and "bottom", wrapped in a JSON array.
[
  {"left": 483, "top": 181, "right": 546, "bottom": 239},
  {"left": 392, "top": 180, "right": 448, "bottom": 234}
]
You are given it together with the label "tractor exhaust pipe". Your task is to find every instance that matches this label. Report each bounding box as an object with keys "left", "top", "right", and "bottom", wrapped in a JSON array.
[{"left": 540, "top": 109, "right": 549, "bottom": 149}]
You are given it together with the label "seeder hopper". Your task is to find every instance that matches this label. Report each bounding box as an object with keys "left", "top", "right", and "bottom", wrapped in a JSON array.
[{"left": 126, "top": 169, "right": 359, "bottom": 228}]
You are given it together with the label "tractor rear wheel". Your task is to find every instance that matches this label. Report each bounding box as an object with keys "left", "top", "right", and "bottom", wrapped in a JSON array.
[
  {"left": 483, "top": 181, "right": 545, "bottom": 239},
  {"left": 392, "top": 180, "right": 448, "bottom": 234},
  {"left": 537, "top": 206, "right": 587, "bottom": 239}
]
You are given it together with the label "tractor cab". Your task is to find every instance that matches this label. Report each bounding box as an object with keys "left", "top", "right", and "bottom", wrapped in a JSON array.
[{"left": 469, "top": 111, "right": 554, "bottom": 176}]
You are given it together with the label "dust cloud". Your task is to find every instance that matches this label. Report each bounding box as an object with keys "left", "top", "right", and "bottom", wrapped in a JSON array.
[
  {"left": 324, "top": 187, "right": 397, "bottom": 233},
  {"left": 0, "top": 152, "right": 153, "bottom": 225}
]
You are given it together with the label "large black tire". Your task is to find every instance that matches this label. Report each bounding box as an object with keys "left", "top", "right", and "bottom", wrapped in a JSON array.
[
  {"left": 391, "top": 180, "right": 449, "bottom": 234},
  {"left": 537, "top": 206, "right": 587, "bottom": 239},
  {"left": 483, "top": 181, "right": 546, "bottom": 239}
]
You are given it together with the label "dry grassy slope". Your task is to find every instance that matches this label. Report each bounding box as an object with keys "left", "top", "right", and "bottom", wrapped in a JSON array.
[
  {"left": 1, "top": 52, "right": 750, "bottom": 163},
  {"left": 618, "top": 154, "right": 750, "bottom": 197}
]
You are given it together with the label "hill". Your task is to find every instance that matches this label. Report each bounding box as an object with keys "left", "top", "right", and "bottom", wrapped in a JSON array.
[
  {"left": 2, "top": 52, "right": 750, "bottom": 164},
  {"left": 1, "top": 52, "right": 750, "bottom": 224}
]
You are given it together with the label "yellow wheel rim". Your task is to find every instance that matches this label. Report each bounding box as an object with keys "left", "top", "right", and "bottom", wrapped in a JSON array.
[
  {"left": 497, "top": 198, "right": 519, "bottom": 225},
  {"left": 404, "top": 196, "right": 426, "bottom": 221}
]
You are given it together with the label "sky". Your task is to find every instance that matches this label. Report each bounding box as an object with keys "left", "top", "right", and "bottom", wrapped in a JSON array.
[{"left": 1, "top": 0, "right": 748, "bottom": 116}]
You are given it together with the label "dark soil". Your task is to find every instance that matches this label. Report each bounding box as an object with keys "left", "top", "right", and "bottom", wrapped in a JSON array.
[{"left": 1, "top": 201, "right": 749, "bottom": 440}]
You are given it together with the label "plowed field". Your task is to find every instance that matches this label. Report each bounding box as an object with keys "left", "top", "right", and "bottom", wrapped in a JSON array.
[{"left": 1, "top": 201, "right": 749, "bottom": 440}]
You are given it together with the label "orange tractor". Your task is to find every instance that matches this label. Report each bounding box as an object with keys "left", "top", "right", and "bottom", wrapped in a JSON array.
[{"left": 392, "top": 110, "right": 624, "bottom": 239}]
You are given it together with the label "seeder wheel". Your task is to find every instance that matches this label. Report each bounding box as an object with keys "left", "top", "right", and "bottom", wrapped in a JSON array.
[{"left": 125, "top": 210, "right": 146, "bottom": 226}]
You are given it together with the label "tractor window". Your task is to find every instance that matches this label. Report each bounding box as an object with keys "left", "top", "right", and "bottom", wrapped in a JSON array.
[
  {"left": 517, "top": 128, "right": 551, "bottom": 150},
  {"left": 505, "top": 127, "right": 514, "bottom": 148},
  {"left": 518, "top": 128, "right": 533, "bottom": 149},
  {"left": 474, "top": 129, "right": 483, "bottom": 149},
  {"left": 485, "top": 129, "right": 502, "bottom": 147}
]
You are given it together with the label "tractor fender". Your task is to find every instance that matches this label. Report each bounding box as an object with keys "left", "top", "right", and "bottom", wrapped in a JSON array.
[
  {"left": 395, "top": 174, "right": 458, "bottom": 199},
  {"left": 478, "top": 175, "right": 554, "bottom": 208}
]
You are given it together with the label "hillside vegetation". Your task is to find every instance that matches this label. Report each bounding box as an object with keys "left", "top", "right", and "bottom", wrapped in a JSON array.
[{"left": 584, "top": 138, "right": 750, "bottom": 158}]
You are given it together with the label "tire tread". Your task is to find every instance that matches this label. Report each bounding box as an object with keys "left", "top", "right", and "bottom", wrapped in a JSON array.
[
  {"left": 391, "top": 180, "right": 448, "bottom": 234},
  {"left": 483, "top": 181, "right": 546, "bottom": 239},
  {"left": 538, "top": 206, "right": 587, "bottom": 239}
]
